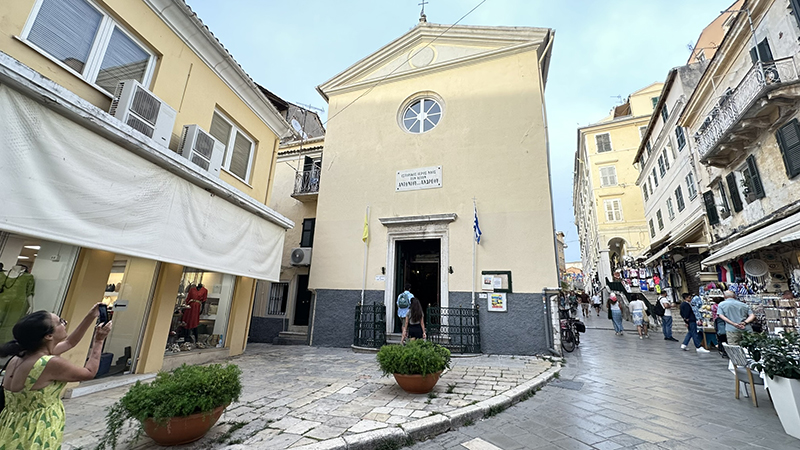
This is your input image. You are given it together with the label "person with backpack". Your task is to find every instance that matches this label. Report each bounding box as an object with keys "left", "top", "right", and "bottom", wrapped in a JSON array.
[
  {"left": 397, "top": 283, "right": 414, "bottom": 324},
  {"left": 401, "top": 298, "right": 427, "bottom": 344},
  {"left": 656, "top": 291, "right": 677, "bottom": 341}
]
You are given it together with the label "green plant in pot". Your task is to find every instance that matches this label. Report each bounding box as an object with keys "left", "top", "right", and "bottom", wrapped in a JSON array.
[
  {"left": 377, "top": 340, "right": 451, "bottom": 394},
  {"left": 739, "top": 331, "right": 800, "bottom": 439},
  {"left": 96, "top": 363, "right": 242, "bottom": 449}
]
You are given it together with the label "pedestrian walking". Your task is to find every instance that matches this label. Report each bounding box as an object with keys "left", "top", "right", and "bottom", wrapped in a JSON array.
[
  {"left": 659, "top": 291, "right": 678, "bottom": 341},
  {"left": 401, "top": 298, "right": 427, "bottom": 344},
  {"left": 0, "top": 305, "right": 112, "bottom": 449},
  {"left": 579, "top": 291, "right": 590, "bottom": 317},
  {"left": 711, "top": 297, "right": 727, "bottom": 357},
  {"left": 717, "top": 290, "right": 755, "bottom": 345},
  {"left": 608, "top": 294, "right": 624, "bottom": 335},
  {"left": 629, "top": 295, "right": 649, "bottom": 339},
  {"left": 680, "top": 293, "right": 710, "bottom": 353},
  {"left": 568, "top": 291, "right": 579, "bottom": 317},
  {"left": 397, "top": 283, "right": 414, "bottom": 323},
  {"left": 592, "top": 292, "right": 602, "bottom": 316}
]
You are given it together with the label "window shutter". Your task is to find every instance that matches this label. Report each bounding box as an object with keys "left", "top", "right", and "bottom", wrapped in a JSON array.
[
  {"left": 726, "top": 173, "right": 743, "bottom": 212},
  {"left": 27, "top": 0, "right": 103, "bottom": 74},
  {"left": 229, "top": 131, "right": 252, "bottom": 180},
  {"left": 703, "top": 191, "right": 720, "bottom": 225},
  {"left": 746, "top": 155, "right": 765, "bottom": 199},
  {"left": 777, "top": 119, "right": 800, "bottom": 178},
  {"left": 209, "top": 114, "right": 232, "bottom": 152}
]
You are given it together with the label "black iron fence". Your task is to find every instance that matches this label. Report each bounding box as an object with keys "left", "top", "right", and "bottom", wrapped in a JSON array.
[
  {"left": 426, "top": 306, "right": 481, "bottom": 354},
  {"left": 353, "top": 303, "right": 386, "bottom": 348}
]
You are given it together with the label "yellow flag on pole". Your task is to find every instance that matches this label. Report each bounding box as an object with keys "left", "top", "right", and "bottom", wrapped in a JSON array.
[{"left": 362, "top": 210, "right": 369, "bottom": 243}]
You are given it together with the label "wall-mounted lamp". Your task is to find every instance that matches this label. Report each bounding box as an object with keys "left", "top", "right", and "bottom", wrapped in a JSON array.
[
  {"left": 381, "top": 267, "right": 386, "bottom": 275},
  {"left": 449, "top": 266, "right": 454, "bottom": 274}
]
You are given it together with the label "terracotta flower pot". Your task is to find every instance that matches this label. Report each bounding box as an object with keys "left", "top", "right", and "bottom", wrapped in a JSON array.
[
  {"left": 143, "top": 404, "right": 227, "bottom": 446},
  {"left": 393, "top": 371, "right": 442, "bottom": 394}
]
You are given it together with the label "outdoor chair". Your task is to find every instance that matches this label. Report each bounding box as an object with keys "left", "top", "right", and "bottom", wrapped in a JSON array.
[{"left": 723, "top": 343, "right": 763, "bottom": 407}]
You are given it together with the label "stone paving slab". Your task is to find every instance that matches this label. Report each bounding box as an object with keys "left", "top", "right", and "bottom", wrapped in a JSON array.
[{"left": 61, "top": 344, "right": 554, "bottom": 450}]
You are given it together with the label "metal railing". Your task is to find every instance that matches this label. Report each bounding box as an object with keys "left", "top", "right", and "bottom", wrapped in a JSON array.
[
  {"left": 353, "top": 304, "right": 386, "bottom": 348},
  {"left": 695, "top": 57, "right": 799, "bottom": 160},
  {"left": 293, "top": 166, "right": 321, "bottom": 196},
  {"left": 426, "top": 306, "right": 481, "bottom": 354}
]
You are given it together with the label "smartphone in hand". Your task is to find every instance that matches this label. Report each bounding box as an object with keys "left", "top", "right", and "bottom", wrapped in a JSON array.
[{"left": 97, "top": 304, "right": 109, "bottom": 324}]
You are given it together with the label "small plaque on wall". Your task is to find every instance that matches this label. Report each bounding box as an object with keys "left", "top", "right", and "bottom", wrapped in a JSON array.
[
  {"left": 396, "top": 166, "right": 442, "bottom": 192},
  {"left": 488, "top": 292, "right": 507, "bottom": 312}
]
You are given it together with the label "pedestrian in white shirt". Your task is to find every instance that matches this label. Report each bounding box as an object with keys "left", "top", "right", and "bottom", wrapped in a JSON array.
[
  {"left": 591, "top": 293, "right": 602, "bottom": 316},
  {"left": 629, "top": 295, "right": 649, "bottom": 339},
  {"left": 659, "top": 291, "right": 677, "bottom": 341}
]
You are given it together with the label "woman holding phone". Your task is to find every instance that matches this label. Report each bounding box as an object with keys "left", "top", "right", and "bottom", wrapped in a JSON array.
[{"left": 0, "top": 303, "right": 112, "bottom": 449}]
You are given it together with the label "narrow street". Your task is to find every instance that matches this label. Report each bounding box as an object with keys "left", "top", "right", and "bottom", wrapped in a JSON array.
[{"left": 410, "top": 312, "right": 796, "bottom": 450}]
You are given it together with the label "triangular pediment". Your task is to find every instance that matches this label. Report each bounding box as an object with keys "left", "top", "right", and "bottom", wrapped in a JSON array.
[{"left": 318, "top": 23, "right": 552, "bottom": 99}]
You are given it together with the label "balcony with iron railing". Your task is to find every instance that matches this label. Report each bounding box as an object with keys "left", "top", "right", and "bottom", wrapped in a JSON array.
[
  {"left": 291, "top": 166, "right": 320, "bottom": 202},
  {"left": 694, "top": 57, "right": 800, "bottom": 166}
]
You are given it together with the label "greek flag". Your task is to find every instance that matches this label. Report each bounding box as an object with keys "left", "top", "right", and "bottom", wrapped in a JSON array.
[{"left": 473, "top": 204, "right": 482, "bottom": 244}]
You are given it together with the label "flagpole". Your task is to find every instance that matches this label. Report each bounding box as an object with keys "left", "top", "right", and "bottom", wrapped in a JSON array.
[
  {"left": 361, "top": 205, "right": 370, "bottom": 307},
  {"left": 472, "top": 198, "right": 477, "bottom": 308}
]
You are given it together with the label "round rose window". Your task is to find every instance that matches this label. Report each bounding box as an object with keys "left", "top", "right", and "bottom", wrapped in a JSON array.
[{"left": 401, "top": 98, "right": 442, "bottom": 133}]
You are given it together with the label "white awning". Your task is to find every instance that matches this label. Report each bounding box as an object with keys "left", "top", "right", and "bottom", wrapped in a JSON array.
[
  {"left": 701, "top": 210, "right": 800, "bottom": 267},
  {"left": 0, "top": 84, "right": 288, "bottom": 281},
  {"left": 643, "top": 245, "right": 671, "bottom": 266}
]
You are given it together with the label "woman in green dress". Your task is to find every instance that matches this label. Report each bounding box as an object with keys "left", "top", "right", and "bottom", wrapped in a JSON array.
[{"left": 0, "top": 304, "right": 112, "bottom": 449}]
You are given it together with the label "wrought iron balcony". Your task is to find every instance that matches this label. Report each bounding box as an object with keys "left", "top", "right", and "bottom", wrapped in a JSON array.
[
  {"left": 694, "top": 57, "right": 800, "bottom": 165},
  {"left": 291, "top": 166, "right": 320, "bottom": 202}
]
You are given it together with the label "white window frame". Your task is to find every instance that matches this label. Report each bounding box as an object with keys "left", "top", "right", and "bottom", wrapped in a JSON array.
[
  {"left": 212, "top": 110, "right": 257, "bottom": 184},
  {"left": 604, "top": 199, "right": 623, "bottom": 222},
  {"left": 656, "top": 210, "right": 664, "bottom": 230},
  {"left": 666, "top": 198, "right": 675, "bottom": 220},
  {"left": 686, "top": 172, "right": 698, "bottom": 200},
  {"left": 599, "top": 166, "right": 617, "bottom": 187},
  {"left": 595, "top": 133, "right": 613, "bottom": 153},
  {"left": 20, "top": 0, "right": 157, "bottom": 97},
  {"left": 639, "top": 126, "right": 647, "bottom": 140}
]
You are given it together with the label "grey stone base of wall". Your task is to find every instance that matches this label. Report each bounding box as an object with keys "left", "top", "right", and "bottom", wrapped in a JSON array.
[
  {"left": 311, "top": 289, "right": 552, "bottom": 356},
  {"left": 248, "top": 317, "right": 286, "bottom": 343}
]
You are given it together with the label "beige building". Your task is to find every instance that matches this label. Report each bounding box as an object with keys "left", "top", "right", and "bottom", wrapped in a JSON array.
[
  {"left": 573, "top": 84, "right": 662, "bottom": 293},
  {"left": 556, "top": 232, "right": 567, "bottom": 277},
  {"left": 687, "top": 0, "right": 744, "bottom": 64},
  {"left": 0, "top": 0, "right": 292, "bottom": 390},
  {"left": 305, "top": 20, "right": 559, "bottom": 355}
]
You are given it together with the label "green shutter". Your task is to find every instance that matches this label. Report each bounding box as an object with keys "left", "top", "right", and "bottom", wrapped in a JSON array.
[
  {"left": 703, "top": 191, "right": 719, "bottom": 225},
  {"left": 726, "top": 172, "right": 743, "bottom": 213},
  {"left": 777, "top": 119, "right": 800, "bottom": 178},
  {"left": 746, "top": 154, "right": 765, "bottom": 199}
]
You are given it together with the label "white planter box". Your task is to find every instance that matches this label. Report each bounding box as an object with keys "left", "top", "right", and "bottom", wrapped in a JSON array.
[{"left": 765, "top": 375, "right": 800, "bottom": 440}]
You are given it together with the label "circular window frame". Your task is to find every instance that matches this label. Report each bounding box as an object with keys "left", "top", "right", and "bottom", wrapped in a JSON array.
[{"left": 397, "top": 92, "right": 445, "bottom": 134}]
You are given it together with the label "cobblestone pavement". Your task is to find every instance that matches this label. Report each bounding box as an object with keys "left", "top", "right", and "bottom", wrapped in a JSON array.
[
  {"left": 409, "top": 312, "right": 798, "bottom": 450},
  {"left": 62, "top": 344, "right": 550, "bottom": 449}
]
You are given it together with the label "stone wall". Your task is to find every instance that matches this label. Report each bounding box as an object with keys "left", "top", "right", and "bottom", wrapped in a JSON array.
[
  {"left": 248, "top": 316, "right": 286, "bottom": 343},
  {"left": 311, "top": 289, "right": 384, "bottom": 347}
]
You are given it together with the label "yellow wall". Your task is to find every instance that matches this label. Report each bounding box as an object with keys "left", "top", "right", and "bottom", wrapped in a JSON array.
[
  {"left": 311, "top": 45, "right": 558, "bottom": 294},
  {"left": 136, "top": 262, "right": 183, "bottom": 374},
  {"left": 1, "top": 0, "right": 279, "bottom": 202},
  {"left": 226, "top": 276, "right": 256, "bottom": 356}
]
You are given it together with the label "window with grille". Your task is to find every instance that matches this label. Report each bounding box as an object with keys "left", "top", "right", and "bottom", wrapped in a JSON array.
[
  {"left": 210, "top": 111, "right": 256, "bottom": 182},
  {"left": 667, "top": 198, "right": 675, "bottom": 220},
  {"left": 599, "top": 166, "right": 617, "bottom": 186},
  {"left": 595, "top": 133, "right": 612, "bottom": 153},
  {"left": 604, "top": 199, "right": 623, "bottom": 222},
  {"left": 686, "top": 172, "right": 698, "bottom": 200},
  {"left": 675, "top": 186, "right": 685, "bottom": 211},
  {"left": 656, "top": 210, "right": 664, "bottom": 230},
  {"left": 267, "top": 282, "right": 289, "bottom": 316},
  {"left": 22, "top": 0, "right": 156, "bottom": 95}
]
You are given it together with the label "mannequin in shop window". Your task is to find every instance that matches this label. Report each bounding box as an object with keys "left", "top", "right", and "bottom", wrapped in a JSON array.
[
  {"left": 0, "top": 264, "right": 35, "bottom": 344},
  {"left": 182, "top": 283, "right": 207, "bottom": 343}
]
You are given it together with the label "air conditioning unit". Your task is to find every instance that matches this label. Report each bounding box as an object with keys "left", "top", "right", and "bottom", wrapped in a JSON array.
[
  {"left": 109, "top": 79, "right": 177, "bottom": 147},
  {"left": 290, "top": 247, "right": 312, "bottom": 266},
  {"left": 177, "top": 125, "right": 225, "bottom": 177}
]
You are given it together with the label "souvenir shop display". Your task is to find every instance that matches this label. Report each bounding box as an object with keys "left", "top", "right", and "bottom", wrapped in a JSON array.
[{"left": 0, "top": 265, "right": 35, "bottom": 343}]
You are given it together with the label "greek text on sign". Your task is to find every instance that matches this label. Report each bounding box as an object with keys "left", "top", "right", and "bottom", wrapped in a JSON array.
[{"left": 396, "top": 166, "right": 442, "bottom": 192}]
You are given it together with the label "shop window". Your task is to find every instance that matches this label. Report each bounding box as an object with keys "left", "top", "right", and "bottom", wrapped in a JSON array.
[
  {"left": 595, "top": 133, "right": 612, "bottom": 153},
  {"left": 21, "top": 0, "right": 156, "bottom": 95},
  {"left": 675, "top": 186, "right": 685, "bottom": 212},
  {"left": 210, "top": 111, "right": 256, "bottom": 182},
  {"left": 167, "top": 268, "right": 236, "bottom": 354},
  {"left": 94, "top": 255, "right": 158, "bottom": 378},
  {"left": 776, "top": 119, "right": 800, "bottom": 179},
  {"left": 604, "top": 199, "right": 623, "bottom": 222},
  {"left": 666, "top": 198, "right": 675, "bottom": 220},
  {"left": 656, "top": 210, "right": 664, "bottom": 230},
  {"left": 685, "top": 172, "right": 698, "bottom": 200},
  {"left": 726, "top": 172, "right": 744, "bottom": 212},
  {"left": 0, "top": 232, "right": 80, "bottom": 346},
  {"left": 300, "top": 218, "right": 316, "bottom": 247},
  {"left": 703, "top": 191, "right": 720, "bottom": 225}
]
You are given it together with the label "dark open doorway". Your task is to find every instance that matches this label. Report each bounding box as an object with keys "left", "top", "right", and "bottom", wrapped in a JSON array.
[
  {"left": 393, "top": 239, "right": 440, "bottom": 333},
  {"left": 294, "top": 274, "right": 311, "bottom": 326}
]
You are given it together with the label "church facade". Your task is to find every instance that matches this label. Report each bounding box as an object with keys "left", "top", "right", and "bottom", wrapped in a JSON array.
[{"left": 304, "top": 21, "right": 560, "bottom": 355}]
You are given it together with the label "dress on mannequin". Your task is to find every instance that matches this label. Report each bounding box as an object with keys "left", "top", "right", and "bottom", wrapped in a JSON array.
[
  {"left": 0, "top": 265, "right": 35, "bottom": 343},
  {"left": 182, "top": 284, "right": 208, "bottom": 342}
]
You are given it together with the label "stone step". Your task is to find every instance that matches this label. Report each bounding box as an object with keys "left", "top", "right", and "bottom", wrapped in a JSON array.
[{"left": 273, "top": 331, "right": 307, "bottom": 345}]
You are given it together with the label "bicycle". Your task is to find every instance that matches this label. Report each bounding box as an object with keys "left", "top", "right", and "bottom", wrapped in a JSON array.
[{"left": 559, "top": 316, "right": 582, "bottom": 353}]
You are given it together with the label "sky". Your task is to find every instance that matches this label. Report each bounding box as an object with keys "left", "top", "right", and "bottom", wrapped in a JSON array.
[{"left": 188, "top": 0, "right": 734, "bottom": 262}]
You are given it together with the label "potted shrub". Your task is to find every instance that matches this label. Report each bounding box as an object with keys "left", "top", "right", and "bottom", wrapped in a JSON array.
[
  {"left": 740, "top": 331, "right": 800, "bottom": 439},
  {"left": 377, "top": 339, "right": 451, "bottom": 394},
  {"left": 96, "top": 363, "right": 242, "bottom": 449}
]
